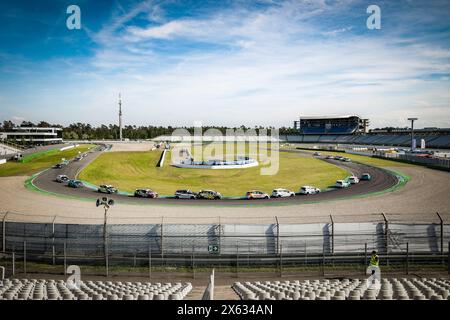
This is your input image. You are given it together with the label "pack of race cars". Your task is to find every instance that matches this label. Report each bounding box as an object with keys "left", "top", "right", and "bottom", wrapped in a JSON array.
[
  {"left": 53, "top": 172, "right": 371, "bottom": 200},
  {"left": 52, "top": 150, "right": 371, "bottom": 200}
]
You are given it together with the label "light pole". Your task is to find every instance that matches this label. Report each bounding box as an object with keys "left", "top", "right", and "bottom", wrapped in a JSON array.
[
  {"left": 407, "top": 117, "right": 418, "bottom": 152},
  {"left": 96, "top": 197, "right": 115, "bottom": 276}
]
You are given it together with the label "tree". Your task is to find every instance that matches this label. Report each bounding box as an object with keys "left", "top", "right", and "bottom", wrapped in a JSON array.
[
  {"left": 1, "top": 120, "right": 14, "bottom": 131},
  {"left": 20, "top": 120, "right": 34, "bottom": 127},
  {"left": 37, "top": 121, "right": 51, "bottom": 128}
]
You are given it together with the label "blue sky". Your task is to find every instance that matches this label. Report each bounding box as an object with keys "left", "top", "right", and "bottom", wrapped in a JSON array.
[{"left": 0, "top": 0, "right": 449, "bottom": 128}]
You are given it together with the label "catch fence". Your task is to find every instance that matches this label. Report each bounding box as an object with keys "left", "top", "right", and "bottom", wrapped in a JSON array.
[{"left": 0, "top": 212, "right": 449, "bottom": 278}]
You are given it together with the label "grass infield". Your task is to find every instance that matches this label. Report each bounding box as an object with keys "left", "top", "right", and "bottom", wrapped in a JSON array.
[
  {"left": 0, "top": 144, "right": 95, "bottom": 177},
  {"left": 78, "top": 144, "right": 348, "bottom": 197}
]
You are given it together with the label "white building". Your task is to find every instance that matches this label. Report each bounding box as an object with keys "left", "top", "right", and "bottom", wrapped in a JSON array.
[{"left": 0, "top": 127, "right": 63, "bottom": 146}]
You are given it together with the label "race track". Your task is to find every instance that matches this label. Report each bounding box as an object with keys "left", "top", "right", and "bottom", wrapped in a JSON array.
[
  {"left": 31, "top": 147, "right": 399, "bottom": 206},
  {"left": 1, "top": 144, "right": 449, "bottom": 225}
]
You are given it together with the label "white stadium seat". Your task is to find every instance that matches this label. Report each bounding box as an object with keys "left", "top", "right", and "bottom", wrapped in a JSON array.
[
  {"left": 0, "top": 278, "right": 192, "bottom": 301},
  {"left": 232, "top": 278, "right": 450, "bottom": 300}
]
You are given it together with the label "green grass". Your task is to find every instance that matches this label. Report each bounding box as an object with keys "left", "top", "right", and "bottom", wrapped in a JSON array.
[
  {"left": 78, "top": 144, "right": 348, "bottom": 197},
  {"left": 3, "top": 259, "right": 447, "bottom": 276},
  {"left": 20, "top": 148, "right": 60, "bottom": 163},
  {"left": 0, "top": 145, "right": 95, "bottom": 177}
]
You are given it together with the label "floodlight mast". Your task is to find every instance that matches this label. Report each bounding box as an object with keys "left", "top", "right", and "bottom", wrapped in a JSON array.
[
  {"left": 407, "top": 118, "right": 418, "bottom": 151},
  {"left": 119, "top": 94, "right": 123, "bottom": 141},
  {"left": 97, "top": 197, "right": 114, "bottom": 272}
]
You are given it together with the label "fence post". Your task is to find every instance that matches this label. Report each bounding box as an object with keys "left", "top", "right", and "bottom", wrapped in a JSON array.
[
  {"left": 192, "top": 243, "right": 195, "bottom": 279},
  {"left": 236, "top": 242, "right": 239, "bottom": 278},
  {"left": 63, "top": 241, "right": 67, "bottom": 276},
  {"left": 382, "top": 213, "right": 389, "bottom": 266},
  {"left": 52, "top": 216, "right": 56, "bottom": 265},
  {"left": 23, "top": 241, "right": 27, "bottom": 275},
  {"left": 330, "top": 215, "right": 334, "bottom": 255},
  {"left": 105, "top": 245, "right": 109, "bottom": 277},
  {"left": 2, "top": 212, "right": 8, "bottom": 253},
  {"left": 247, "top": 242, "right": 250, "bottom": 267},
  {"left": 322, "top": 243, "right": 325, "bottom": 277},
  {"left": 275, "top": 216, "right": 280, "bottom": 255},
  {"left": 12, "top": 251, "right": 15, "bottom": 276},
  {"left": 218, "top": 216, "right": 221, "bottom": 256},
  {"left": 148, "top": 244, "right": 152, "bottom": 279},
  {"left": 406, "top": 242, "right": 409, "bottom": 275},
  {"left": 436, "top": 212, "right": 444, "bottom": 260},
  {"left": 304, "top": 241, "right": 307, "bottom": 266},
  {"left": 364, "top": 243, "right": 367, "bottom": 275},
  {"left": 104, "top": 208, "right": 109, "bottom": 277},
  {"left": 161, "top": 217, "right": 164, "bottom": 259},
  {"left": 279, "top": 242, "right": 283, "bottom": 278}
]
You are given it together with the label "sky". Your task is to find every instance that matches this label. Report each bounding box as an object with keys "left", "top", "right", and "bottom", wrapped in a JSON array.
[{"left": 0, "top": 0, "right": 449, "bottom": 129}]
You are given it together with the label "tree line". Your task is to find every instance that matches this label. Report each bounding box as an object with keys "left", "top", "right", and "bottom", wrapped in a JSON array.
[{"left": 0, "top": 120, "right": 298, "bottom": 140}]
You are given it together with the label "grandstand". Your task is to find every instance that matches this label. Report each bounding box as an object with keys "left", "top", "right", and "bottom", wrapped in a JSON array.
[
  {"left": 290, "top": 117, "right": 450, "bottom": 149},
  {"left": 281, "top": 133, "right": 450, "bottom": 149},
  {"left": 295, "top": 116, "right": 369, "bottom": 135}
]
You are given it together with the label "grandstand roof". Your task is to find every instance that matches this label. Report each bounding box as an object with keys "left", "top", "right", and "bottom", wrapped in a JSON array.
[{"left": 300, "top": 115, "right": 362, "bottom": 120}]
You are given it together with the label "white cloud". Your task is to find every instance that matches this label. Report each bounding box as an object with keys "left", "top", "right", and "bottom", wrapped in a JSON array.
[
  {"left": 321, "top": 26, "right": 353, "bottom": 37},
  {"left": 127, "top": 20, "right": 193, "bottom": 39},
  {"left": 11, "top": 116, "right": 26, "bottom": 125}
]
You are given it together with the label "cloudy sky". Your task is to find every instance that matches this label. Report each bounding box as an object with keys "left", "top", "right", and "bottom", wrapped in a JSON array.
[{"left": 0, "top": 0, "right": 449, "bottom": 129}]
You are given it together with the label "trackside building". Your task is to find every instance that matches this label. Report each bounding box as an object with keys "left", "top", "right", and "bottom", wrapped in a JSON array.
[{"left": 0, "top": 127, "right": 63, "bottom": 146}]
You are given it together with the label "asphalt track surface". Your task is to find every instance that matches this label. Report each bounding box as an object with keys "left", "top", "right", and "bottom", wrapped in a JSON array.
[{"left": 32, "top": 147, "right": 399, "bottom": 207}]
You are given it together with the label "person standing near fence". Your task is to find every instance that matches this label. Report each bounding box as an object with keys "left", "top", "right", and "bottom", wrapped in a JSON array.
[
  {"left": 366, "top": 250, "right": 381, "bottom": 289},
  {"left": 369, "top": 250, "right": 379, "bottom": 272}
]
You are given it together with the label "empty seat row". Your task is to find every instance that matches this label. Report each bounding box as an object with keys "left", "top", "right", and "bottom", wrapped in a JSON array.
[
  {"left": 0, "top": 278, "right": 192, "bottom": 300},
  {"left": 280, "top": 134, "right": 450, "bottom": 148},
  {"left": 232, "top": 278, "right": 450, "bottom": 300}
]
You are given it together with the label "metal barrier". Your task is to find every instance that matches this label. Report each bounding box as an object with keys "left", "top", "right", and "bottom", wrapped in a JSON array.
[
  {"left": 0, "top": 212, "right": 448, "bottom": 278},
  {"left": 398, "top": 154, "right": 450, "bottom": 169},
  {"left": 1, "top": 212, "right": 448, "bottom": 256},
  {"left": 0, "top": 245, "right": 447, "bottom": 279}
]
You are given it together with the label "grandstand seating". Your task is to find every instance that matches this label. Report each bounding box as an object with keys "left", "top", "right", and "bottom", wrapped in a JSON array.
[
  {"left": 0, "top": 279, "right": 192, "bottom": 300},
  {"left": 301, "top": 127, "right": 327, "bottom": 134},
  {"left": 302, "top": 135, "right": 321, "bottom": 142},
  {"left": 318, "top": 135, "right": 339, "bottom": 143},
  {"left": 426, "top": 135, "right": 450, "bottom": 148},
  {"left": 384, "top": 135, "right": 411, "bottom": 145},
  {"left": 301, "top": 125, "right": 359, "bottom": 135},
  {"left": 285, "top": 135, "right": 303, "bottom": 142},
  {"left": 232, "top": 278, "right": 450, "bottom": 300},
  {"left": 334, "top": 135, "right": 357, "bottom": 143},
  {"left": 282, "top": 134, "right": 450, "bottom": 149},
  {"left": 327, "top": 126, "right": 358, "bottom": 134}
]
